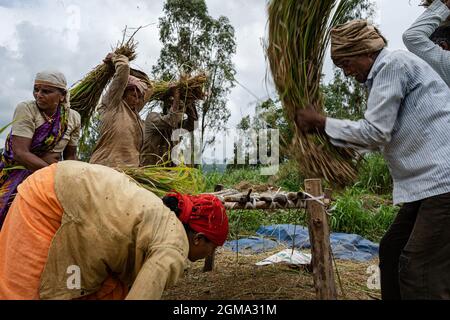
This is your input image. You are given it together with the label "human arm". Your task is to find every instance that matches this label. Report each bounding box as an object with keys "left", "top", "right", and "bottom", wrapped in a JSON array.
[
  {"left": 402, "top": 0, "right": 450, "bottom": 85},
  {"left": 145, "top": 88, "right": 184, "bottom": 131},
  {"left": 101, "top": 53, "right": 131, "bottom": 109},
  {"left": 295, "top": 107, "right": 375, "bottom": 153},
  {"left": 63, "top": 146, "right": 78, "bottom": 161},
  {"left": 298, "top": 60, "right": 406, "bottom": 150},
  {"left": 125, "top": 247, "right": 186, "bottom": 300},
  {"left": 11, "top": 136, "right": 51, "bottom": 171},
  {"left": 324, "top": 61, "right": 407, "bottom": 149}
]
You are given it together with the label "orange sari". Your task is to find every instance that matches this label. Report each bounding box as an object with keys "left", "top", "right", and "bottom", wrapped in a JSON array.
[{"left": 0, "top": 164, "right": 127, "bottom": 300}]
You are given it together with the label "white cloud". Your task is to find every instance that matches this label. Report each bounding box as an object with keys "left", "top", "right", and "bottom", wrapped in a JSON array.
[
  {"left": 0, "top": 0, "right": 163, "bottom": 140},
  {"left": 375, "top": 0, "right": 423, "bottom": 50},
  {"left": 0, "top": 0, "right": 431, "bottom": 158}
]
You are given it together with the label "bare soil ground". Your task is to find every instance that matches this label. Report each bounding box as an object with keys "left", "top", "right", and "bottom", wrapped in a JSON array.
[{"left": 163, "top": 247, "right": 381, "bottom": 300}]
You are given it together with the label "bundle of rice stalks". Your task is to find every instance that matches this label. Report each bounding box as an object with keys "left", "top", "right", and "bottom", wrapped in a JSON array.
[
  {"left": 70, "top": 35, "right": 138, "bottom": 129},
  {"left": 266, "top": 0, "right": 359, "bottom": 185},
  {"left": 121, "top": 165, "right": 205, "bottom": 197},
  {"left": 148, "top": 74, "right": 207, "bottom": 104}
]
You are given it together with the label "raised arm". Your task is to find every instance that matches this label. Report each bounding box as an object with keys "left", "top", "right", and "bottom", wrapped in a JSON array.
[
  {"left": 100, "top": 53, "right": 130, "bottom": 110},
  {"left": 403, "top": 0, "right": 450, "bottom": 86},
  {"left": 144, "top": 88, "right": 184, "bottom": 132}
]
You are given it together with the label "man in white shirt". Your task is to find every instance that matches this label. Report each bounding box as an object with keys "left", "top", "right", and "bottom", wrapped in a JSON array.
[
  {"left": 403, "top": 0, "right": 450, "bottom": 86},
  {"left": 297, "top": 19, "right": 450, "bottom": 300}
]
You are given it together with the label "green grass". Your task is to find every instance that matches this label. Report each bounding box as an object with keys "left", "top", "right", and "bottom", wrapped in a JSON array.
[
  {"left": 203, "top": 161, "right": 304, "bottom": 193},
  {"left": 227, "top": 208, "right": 305, "bottom": 238},
  {"left": 203, "top": 166, "right": 270, "bottom": 192},
  {"left": 356, "top": 153, "right": 392, "bottom": 195},
  {"left": 329, "top": 187, "right": 397, "bottom": 242},
  {"left": 272, "top": 160, "right": 304, "bottom": 191}
]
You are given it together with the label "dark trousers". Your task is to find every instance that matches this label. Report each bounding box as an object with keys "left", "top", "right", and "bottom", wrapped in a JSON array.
[{"left": 379, "top": 192, "right": 450, "bottom": 300}]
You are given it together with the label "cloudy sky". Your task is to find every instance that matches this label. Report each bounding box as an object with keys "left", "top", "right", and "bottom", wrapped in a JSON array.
[{"left": 0, "top": 0, "right": 426, "bottom": 159}]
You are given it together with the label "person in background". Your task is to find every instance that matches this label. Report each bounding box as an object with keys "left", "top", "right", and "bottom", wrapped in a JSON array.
[
  {"left": 403, "top": 0, "right": 450, "bottom": 86},
  {"left": 141, "top": 89, "right": 198, "bottom": 166},
  {"left": 0, "top": 70, "right": 80, "bottom": 229},
  {"left": 89, "top": 53, "right": 151, "bottom": 168}
]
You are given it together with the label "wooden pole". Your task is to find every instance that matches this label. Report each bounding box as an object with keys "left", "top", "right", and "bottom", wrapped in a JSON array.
[{"left": 304, "top": 179, "right": 337, "bottom": 300}]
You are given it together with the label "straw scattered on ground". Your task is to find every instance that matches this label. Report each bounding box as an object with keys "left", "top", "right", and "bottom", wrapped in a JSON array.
[{"left": 163, "top": 247, "right": 381, "bottom": 300}]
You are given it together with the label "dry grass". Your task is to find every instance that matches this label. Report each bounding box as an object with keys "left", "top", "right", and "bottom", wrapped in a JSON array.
[
  {"left": 163, "top": 248, "right": 381, "bottom": 300},
  {"left": 148, "top": 74, "right": 207, "bottom": 104},
  {"left": 266, "top": 0, "right": 360, "bottom": 186}
]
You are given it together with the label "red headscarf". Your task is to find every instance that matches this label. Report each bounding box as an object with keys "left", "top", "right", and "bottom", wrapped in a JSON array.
[{"left": 166, "top": 193, "right": 229, "bottom": 246}]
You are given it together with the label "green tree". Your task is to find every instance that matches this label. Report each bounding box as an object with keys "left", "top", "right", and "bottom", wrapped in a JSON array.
[
  {"left": 232, "top": 99, "right": 292, "bottom": 169},
  {"left": 153, "top": 0, "right": 236, "bottom": 154},
  {"left": 255, "top": 99, "right": 292, "bottom": 160},
  {"left": 231, "top": 115, "right": 253, "bottom": 168},
  {"left": 77, "top": 113, "right": 101, "bottom": 162},
  {"left": 236, "top": 115, "right": 251, "bottom": 132},
  {"left": 322, "top": 69, "right": 368, "bottom": 120},
  {"left": 341, "top": 0, "right": 375, "bottom": 21}
]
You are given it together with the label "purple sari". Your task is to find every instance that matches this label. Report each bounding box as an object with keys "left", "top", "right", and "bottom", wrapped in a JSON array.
[{"left": 0, "top": 104, "right": 68, "bottom": 229}]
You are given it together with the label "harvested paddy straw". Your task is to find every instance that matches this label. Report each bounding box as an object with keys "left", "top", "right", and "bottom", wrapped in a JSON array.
[
  {"left": 70, "top": 33, "right": 138, "bottom": 129},
  {"left": 121, "top": 165, "right": 205, "bottom": 197},
  {"left": 148, "top": 74, "right": 207, "bottom": 103},
  {"left": 267, "top": 0, "right": 359, "bottom": 185}
]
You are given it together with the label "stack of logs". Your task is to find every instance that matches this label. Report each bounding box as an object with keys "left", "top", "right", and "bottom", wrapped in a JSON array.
[{"left": 208, "top": 188, "right": 331, "bottom": 210}]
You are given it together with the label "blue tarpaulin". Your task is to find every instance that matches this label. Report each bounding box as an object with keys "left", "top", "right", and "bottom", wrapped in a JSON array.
[
  {"left": 223, "top": 224, "right": 379, "bottom": 262},
  {"left": 224, "top": 237, "right": 279, "bottom": 254}
]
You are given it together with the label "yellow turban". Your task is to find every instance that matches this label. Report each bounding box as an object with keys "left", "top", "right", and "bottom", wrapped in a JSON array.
[{"left": 331, "top": 20, "right": 387, "bottom": 60}]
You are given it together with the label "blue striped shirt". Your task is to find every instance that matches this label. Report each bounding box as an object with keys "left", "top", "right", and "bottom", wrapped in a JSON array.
[
  {"left": 326, "top": 49, "right": 450, "bottom": 204},
  {"left": 403, "top": 0, "right": 450, "bottom": 87}
]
